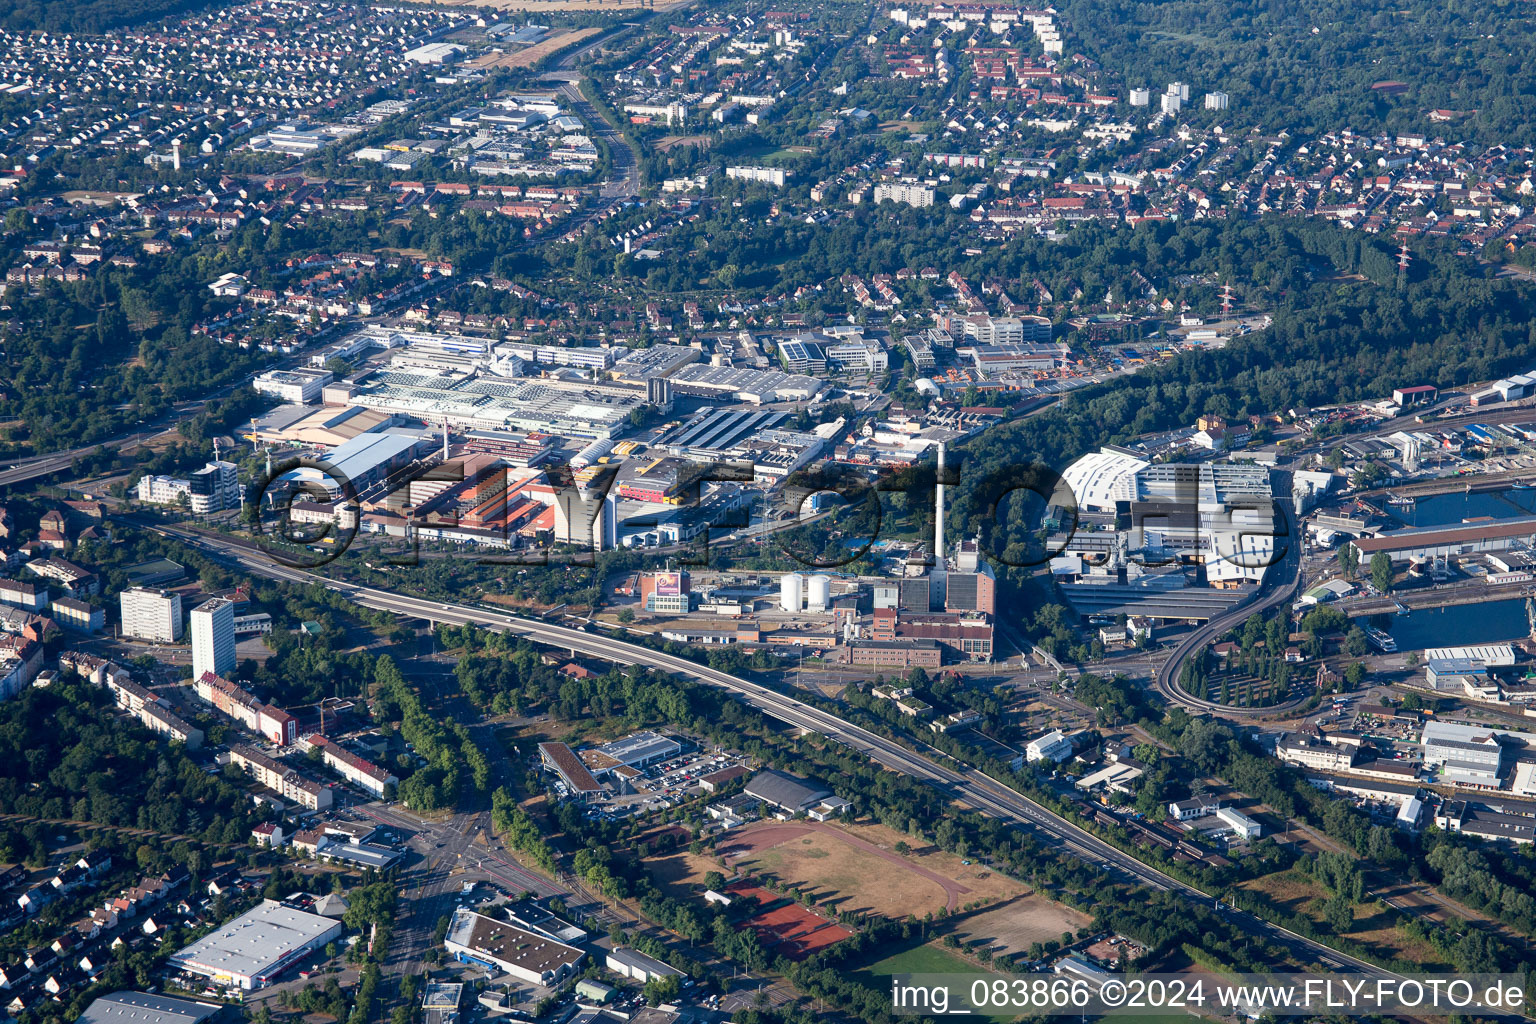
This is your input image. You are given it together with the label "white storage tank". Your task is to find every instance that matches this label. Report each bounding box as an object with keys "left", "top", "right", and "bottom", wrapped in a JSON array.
[
  {"left": 779, "top": 573, "right": 804, "bottom": 613},
  {"left": 806, "top": 574, "right": 832, "bottom": 613}
]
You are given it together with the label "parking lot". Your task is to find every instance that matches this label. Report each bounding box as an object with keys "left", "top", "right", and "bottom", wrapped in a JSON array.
[
  {"left": 578, "top": 750, "right": 748, "bottom": 822},
  {"left": 635, "top": 750, "right": 742, "bottom": 796}
]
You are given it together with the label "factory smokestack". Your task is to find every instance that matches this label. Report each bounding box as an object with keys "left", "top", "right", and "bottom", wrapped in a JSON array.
[
  {"left": 934, "top": 442, "right": 946, "bottom": 563},
  {"left": 172, "top": 138, "right": 181, "bottom": 172}
]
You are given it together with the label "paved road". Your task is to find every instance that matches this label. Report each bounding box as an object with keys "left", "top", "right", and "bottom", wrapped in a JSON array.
[
  {"left": 0, "top": 382, "right": 255, "bottom": 489},
  {"left": 354, "top": 670, "right": 566, "bottom": 997},
  {"left": 1152, "top": 500, "right": 1310, "bottom": 716},
  {"left": 150, "top": 521, "right": 1401, "bottom": 983}
]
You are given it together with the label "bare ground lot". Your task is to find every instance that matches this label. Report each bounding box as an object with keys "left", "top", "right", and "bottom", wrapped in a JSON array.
[
  {"left": 656, "top": 134, "right": 712, "bottom": 151},
  {"left": 649, "top": 819, "right": 1024, "bottom": 919},
  {"left": 1239, "top": 870, "right": 1448, "bottom": 968},
  {"left": 948, "top": 894, "right": 1093, "bottom": 956},
  {"left": 468, "top": 27, "right": 599, "bottom": 68}
]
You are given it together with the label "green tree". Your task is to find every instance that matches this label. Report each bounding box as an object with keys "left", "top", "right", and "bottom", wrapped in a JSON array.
[
  {"left": 1339, "top": 543, "right": 1360, "bottom": 577},
  {"left": 1369, "top": 552, "right": 1394, "bottom": 593}
]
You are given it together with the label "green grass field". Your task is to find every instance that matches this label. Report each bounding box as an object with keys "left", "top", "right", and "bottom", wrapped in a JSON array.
[
  {"left": 855, "top": 941, "right": 1013, "bottom": 1021},
  {"left": 861, "top": 940, "right": 976, "bottom": 978},
  {"left": 856, "top": 941, "right": 1217, "bottom": 1022}
]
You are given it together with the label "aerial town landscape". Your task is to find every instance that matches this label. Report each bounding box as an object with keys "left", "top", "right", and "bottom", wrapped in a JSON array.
[{"left": 1, "top": 0, "right": 1536, "bottom": 1022}]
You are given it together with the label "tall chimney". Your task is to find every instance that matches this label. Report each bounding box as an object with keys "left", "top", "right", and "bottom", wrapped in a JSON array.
[
  {"left": 172, "top": 138, "right": 181, "bottom": 172},
  {"left": 934, "top": 442, "right": 946, "bottom": 563}
]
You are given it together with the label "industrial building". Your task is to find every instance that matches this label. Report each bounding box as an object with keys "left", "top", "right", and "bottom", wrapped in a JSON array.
[
  {"left": 254, "top": 368, "right": 334, "bottom": 404},
  {"left": 1437, "top": 800, "right": 1535, "bottom": 845},
  {"left": 883, "top": 611, "right": 994, "bottom": 660},
  {"left": 665, "top": 410, "right": 791, "bottom": 458},
  {"left": 639, "top": 571, "right": 691, "bottom": 613},
  {"left": 1350, "top": 516, "right": 1536, "bottom": 563},
  {"left": 342, "top": 366, "right": 643, "bottom": 440},
  {"left": 1025, "top": 730, "right": 1073, "bottom": 763},
  {"left": 1277, "top": 732, "right": 1358, "bottom": 772},
  {"left": 1215, "top": 806, "right": 1262, "bottom": 839},
  {"left": 1054, "top": 452, "right": 1279, "bottom": 587},
  {"left": 604, "top": 948, "right": 683, "bottom": 984},
  {"left": 841, "top": 638, "right": 942, "bottom": 667},
  {"left": 1421, "top": 721, "right": 1528, "bottom": 788},
  {"left": 443, "top": 908, "right": 585, "bottom": 986},
  {"left": 777, "top": 337, "right": 827, "bottom": 374},
  {"left": 77, "top": 992, "right": 223, "bottom": 1024},
  {"left": 615, "top": 458, "right": 696, "bottom": 504},
  {"left": 1058, "top": 446, "right": 1150, "bottom": 512},
  {"left": 168, "top": 899, "right": 343, "bottom": 990},
  {"left": 301, "top": 432, "right": 430, "bottom": 495},
  {"left": 944, "top": 541, "right": 997, "bottom": 614},
  {"left": 666, "top": 363, "right": 824, "bottom": 403}
]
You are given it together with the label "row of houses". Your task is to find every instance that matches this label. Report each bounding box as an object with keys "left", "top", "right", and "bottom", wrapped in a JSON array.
[
  {"left": 301, "top": 735, "right": 398, "bottom": 798},
  {"left": 60, "top": 653, "right": 204, "bottom": 749},
  {"left": 2, "top": 865, "right": 189, "bottom": 1014},
  {"left": 193, "top": 673, "right": 297, "bottom": 747},
  {"left": 225, "top": 744, "right": 333, "bottom": 812}
]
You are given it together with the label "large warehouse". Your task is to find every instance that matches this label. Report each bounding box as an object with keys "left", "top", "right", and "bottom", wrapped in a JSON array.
[
  {"left": 1056, "top": 446, "right": 1148, "bottom": 512},
  {"left": 168, "top": 899, "right": 344, "bottom": 990},
  {"left": 1351, "top": 515, "right": 1536, "bottom": 563},
  {"left": 743, "top": 769, "right": 834, "bottom": 813},
  {"left": 77, "top": 992, "right": 222, "bottom": 1024},
  {"left": 443, "top": 908, "right": 585, "bottom": 986}
]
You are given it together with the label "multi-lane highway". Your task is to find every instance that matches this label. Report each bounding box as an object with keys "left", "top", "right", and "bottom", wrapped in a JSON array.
[{"left": 149, "top": 520, "right": 1398, "bottom": 982}]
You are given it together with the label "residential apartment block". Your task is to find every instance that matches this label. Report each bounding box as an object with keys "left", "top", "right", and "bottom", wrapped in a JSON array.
[
  {"left": 193, "top": 672, "right": 296, "bottom": 746},
  {"left": 307, "top": 735, "right": 398, "bottom": 798},
  {"left": 226, "top": 744, "right": 332, "bottom": 811},
  {"left": 120, "top": 588, "right": 184, "bottom": 643}
]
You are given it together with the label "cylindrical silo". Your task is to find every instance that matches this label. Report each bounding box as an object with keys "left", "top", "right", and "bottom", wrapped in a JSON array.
[
  {"left": 779, "top": 573, "right": 804, "bottom": 613},
  {"left": 806, "top": 574, "right": 831, "bottom": 613}
]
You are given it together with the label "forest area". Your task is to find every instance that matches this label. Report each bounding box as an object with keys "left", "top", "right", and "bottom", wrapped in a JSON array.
[
  {"left": 1058, "top": 0, "right": 1536, "bottom": 145},
  {"left": 947, "top": 216, "right": 1536, "bottom": 577},
  {"left": 0, "top": 0, "right": 215, "bottom": 32}
]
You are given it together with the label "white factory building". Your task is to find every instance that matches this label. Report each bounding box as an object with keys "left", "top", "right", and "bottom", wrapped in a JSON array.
[
  {"left": 1056, "top": 449, "right": 1278, "bottom": 584},
  {"left": 254, "top": 368, "right": 334, "bottom": 404},
  {"left": 1057, "top": 446, "right": 1147, "bottom": 512}
]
